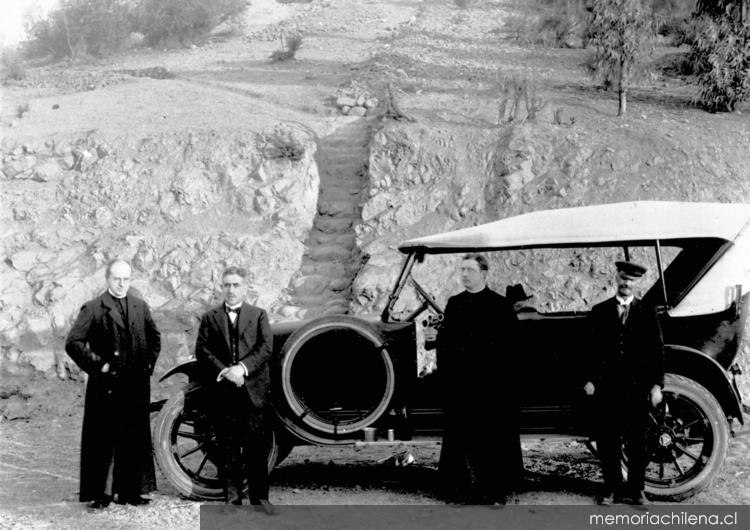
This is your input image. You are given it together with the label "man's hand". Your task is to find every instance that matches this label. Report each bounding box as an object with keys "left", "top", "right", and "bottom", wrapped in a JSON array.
[
  {"left": 101, "top": 362, "right": 110, "bottom": 373},
  {"left": 224, "top": 364, "right": 245, "bottom": 387},
  {"left": 583, "top": 381, "right": 595, "bottom": 395},
  {"left": 650, "top": 385, "right": 663, "bottom": 407},
  {"left": 423, "top": 327, "right": 438, "bottom": 343}
]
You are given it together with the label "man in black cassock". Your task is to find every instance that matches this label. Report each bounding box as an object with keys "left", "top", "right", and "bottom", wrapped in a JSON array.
[
  {"left": 65, "top": 259, "right": 161, "bottom": 509},
  {"left": 428, "top": 253, "right": 522, "bottom": 504},
  {"left": 584, "top": 260, "right": 664, "bottom": 506}
]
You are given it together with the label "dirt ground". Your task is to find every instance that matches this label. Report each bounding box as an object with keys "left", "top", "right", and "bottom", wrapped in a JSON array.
[
  {"left": 2, "top": 0, "right": 750, "bottom": 527},
  {"left": 0, "top": 377, "right": 749, "bottom": 529}
]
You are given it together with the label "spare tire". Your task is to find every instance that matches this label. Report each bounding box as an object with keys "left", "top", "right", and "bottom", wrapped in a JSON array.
[{"left": 275, "top": 316, "right": 396, "bottom": 443}]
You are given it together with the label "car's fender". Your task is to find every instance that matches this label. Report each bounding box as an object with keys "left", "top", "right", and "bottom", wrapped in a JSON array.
[
  {"left": 158, "top": 358, "right": 201, "bottom": 383},
  {"left": 665, "top": 344, "right": 744, "bottom": 425}
]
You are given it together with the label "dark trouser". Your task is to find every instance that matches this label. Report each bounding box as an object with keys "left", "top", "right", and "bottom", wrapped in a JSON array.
[
  {"left": 210, "top": 385, "right": 271, "bottom": 504},
  {"left": 596, "top": 396, "right": 650, "bottom": 498}
]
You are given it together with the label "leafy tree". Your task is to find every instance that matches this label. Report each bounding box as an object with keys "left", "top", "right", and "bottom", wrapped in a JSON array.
[
  {"left": 137, "top": 0, "right": 249, "bottom": 47},
  {"left": 25, "top": 0, "right": 132, "bottom": 59},
  {"left": 589, "top": 0, "right": 659, "bottom": 116},
  {"left": 691, "top": 0, "right": 750, "bottom": 111}
]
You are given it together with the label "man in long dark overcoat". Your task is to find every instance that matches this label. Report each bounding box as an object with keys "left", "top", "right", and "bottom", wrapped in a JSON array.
[
  {"left": 584, "top": 260, "right": 665, "bottom": 505},
  {"left": 428, "top": 253, "right": 522, "bottom": 504},
  {"left": 65, "top": 259, "right": 161, "bottom": 508},
  {"left": 195, "top": 266, "right": 277, "bottom": 515}
]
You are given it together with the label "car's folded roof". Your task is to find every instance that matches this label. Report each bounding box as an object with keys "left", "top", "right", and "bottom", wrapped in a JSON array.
[{"left": 398, "top": 201, "right": 750, "bottom": 253}]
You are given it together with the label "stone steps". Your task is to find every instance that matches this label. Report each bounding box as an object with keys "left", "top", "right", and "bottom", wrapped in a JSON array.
[{"left": 284, "top": 118, "right": 377, "bottom": 318}]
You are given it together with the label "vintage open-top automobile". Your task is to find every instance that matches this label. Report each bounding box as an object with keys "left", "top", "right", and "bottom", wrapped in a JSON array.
[{"left": 153, "top": 201, "right": 749, "bottom": 502}]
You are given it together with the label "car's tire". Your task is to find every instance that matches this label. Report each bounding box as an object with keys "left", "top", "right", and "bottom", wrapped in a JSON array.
[
  {"left": 274, "top": 315, "right": 396, "bottom": 444},
  {"left": 153, "top": 384, "right": 282, "bottom": 501},
  {"left": 642, "top": 374, "right": 729, "bottom": 501}
]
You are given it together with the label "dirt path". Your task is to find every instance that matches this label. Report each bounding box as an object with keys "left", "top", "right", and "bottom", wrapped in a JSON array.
[{"left": 285, "top": 117, "right": 377, "bottom": 318}]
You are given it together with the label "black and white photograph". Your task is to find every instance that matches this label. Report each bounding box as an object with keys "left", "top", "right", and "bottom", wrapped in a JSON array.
[{"left": 1, "top": 0, "right": 749, "bottom": 528}]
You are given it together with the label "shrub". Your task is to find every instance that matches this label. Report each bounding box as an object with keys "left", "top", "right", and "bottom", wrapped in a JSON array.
[
  {"left": 496, "top": 77, "right": 548, "bottom": 123},
  {"left": 261, "top": 130, "right": 305, "bottom": 161},
  {"left": 1, "top": 49, "right": 26, "bottom": 81},
  {"left": 24, "top": 0, "right": 132, "bottom": 59},
  {"left": 138, "top": 0, "right": 249, "bottom": 47},
  {"left": 270, "top": 32, "right": 303, "bottom": 62},
  {"left": 505, "top": 0, "right": 592, "bottom": 48},
  {"left": 691, "top": 12, "right": 750, "bottom": 112},
  {"left": 16, "top": 102, "right": 30, "bottom": 118}
]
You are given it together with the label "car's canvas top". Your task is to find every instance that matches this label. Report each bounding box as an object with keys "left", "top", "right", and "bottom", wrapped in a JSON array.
[{"left": 398, "top": 201, "right": 750, "bottom": 253}]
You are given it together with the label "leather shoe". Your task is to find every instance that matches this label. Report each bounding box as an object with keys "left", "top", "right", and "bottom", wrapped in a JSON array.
[
  {"left": 598, "top": 493, "right": 626, "bottom": 505},
  {"left": 226, "top": 487, "right": 243, "bottom": 505},
  {"left": 116, "top": 495, "right": 151, "bottom": 506},
  {"left": 630, "top": 492, "right": 649, "bottom": 506},
  {"left": 598, "top": 493, "right": 615, "bottom": 506},
  {"left": 252, "top": 499, "right": 279, "bottom": 516},
  {"left": 88, "top": 496, "right": 112, "bottom": 509}
]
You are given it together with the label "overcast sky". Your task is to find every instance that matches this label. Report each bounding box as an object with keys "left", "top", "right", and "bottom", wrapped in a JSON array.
[{"left": 1, "top": 0, "right": 59, "bottom": 47}]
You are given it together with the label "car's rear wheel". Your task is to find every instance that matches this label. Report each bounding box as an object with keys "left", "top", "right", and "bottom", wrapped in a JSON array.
[
  {"left": 642, "top": 374, "right": 729, "bottom": 501},
  {"left": 153, "top": 384, "right": 286, "bottom": 500}
]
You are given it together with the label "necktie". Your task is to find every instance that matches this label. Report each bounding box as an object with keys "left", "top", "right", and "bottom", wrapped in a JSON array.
[{"left": 619, "top": 303, "right": 629, "bottom": 325}]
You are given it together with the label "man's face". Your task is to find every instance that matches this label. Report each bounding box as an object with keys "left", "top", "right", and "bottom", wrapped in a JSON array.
[
  {"left": 221, "top": 274, "right": 246, "bottom": 306},
  {"left": 460, "top": 259, "right": 486, "bottom": 292},
  {"left": 107, "top": 262, "right": 132, "bottom": 298},
  {"left": 616, "top": 272, "right": 637, "bottom": 298}
]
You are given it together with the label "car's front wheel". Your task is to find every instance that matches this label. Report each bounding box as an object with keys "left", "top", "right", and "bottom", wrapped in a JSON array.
[
  {"left": 153, "top": 384, "right": 286, "bottom": 500},
  {"left": 643, "top": 374, "right": 729, "bottom": 501}
]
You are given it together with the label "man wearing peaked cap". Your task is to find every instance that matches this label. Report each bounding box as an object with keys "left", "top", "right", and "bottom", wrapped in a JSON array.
[
  {"left": 583, "top": 260, "right": 664, "bottom": 506},
  {"left": 615, "top": 260, "right": 647, "bottom": 280}
]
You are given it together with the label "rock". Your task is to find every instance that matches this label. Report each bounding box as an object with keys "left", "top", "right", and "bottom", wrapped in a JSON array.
[
  {"left": 94, "top": 206, "right": 114, "bottom": 228},
  {"left": 19, "top": 348, "right": 56, "bottom": 373},
  {"left": 341, "top": 105, "right": 351, "bottom": 115},
  {"left": 336, "top": 96, "right": 357, "bottom": 107},
  {"left": 61, "top": 154, "right": 76, "bottom": 170},
  {"left": 348, "top": 106, "right": 367, "bottom": 117},
  {"left": 504, "top": 159, "right": 535, "bottom": 191},
  {"left": 1, "top": 395, "right": 30, "bottom": 420},
  {"left": 364, "top": 98, "right": 377, "bottom": 109},
  {"left": 21, "top": 313, "right": 54, "bottom": 348},
  {"left": 279, "top": 305, "right": 299, "bottom": 318},
  {"left": 292, "top": 274, "right": 329, "bottom": 296},
  {"left": 32, "top": 159, "right": 63, "bottom": 182},
  {"left": 355, "top": 94, "right": 366, "bottom": 107},
  {"left": 10, "top": 248, "right": 55, "bottom": 272}
]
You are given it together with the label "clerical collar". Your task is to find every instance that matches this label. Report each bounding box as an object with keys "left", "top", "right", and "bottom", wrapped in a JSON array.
[
  {"left": 615, "top": 295, "right": 634, "bottom": 306},
  {"left": 465, "top": 285, "right": 486, "bottom": 294},
  {"left": 108, "top": 289, "right": 127, "bottom": 300}
]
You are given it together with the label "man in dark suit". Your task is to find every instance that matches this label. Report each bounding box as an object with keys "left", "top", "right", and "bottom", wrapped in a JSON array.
[
  {"left": 65, "top": 259, "right": 161, "bottom": 509},
  {"left": 426, "top": 253, "right": 522, "bottom": 505},
  {"left": 584, "top": 260, "right": 665, "bottom": 505},
  {"left": 195, "top": 266, "right": 277, "bottom": 515}
]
